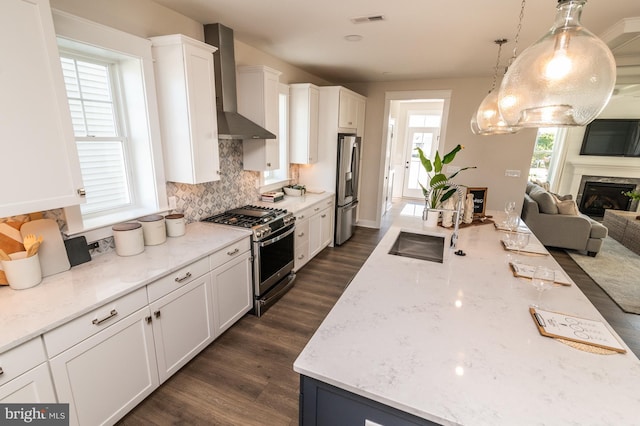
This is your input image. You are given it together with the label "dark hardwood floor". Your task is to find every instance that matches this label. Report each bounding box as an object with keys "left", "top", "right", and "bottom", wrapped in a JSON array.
[{"left": 119, "top": 201, "right": 639, "bottom": 425}]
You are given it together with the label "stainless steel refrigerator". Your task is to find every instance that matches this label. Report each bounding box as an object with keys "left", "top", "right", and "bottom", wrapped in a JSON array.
[{"left": 335, "top": 134, "right": 361, "bottom": 245}]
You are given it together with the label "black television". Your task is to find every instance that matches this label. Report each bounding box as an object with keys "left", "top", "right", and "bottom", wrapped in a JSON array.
[{"left": 580, "top": 119, "right": 640, "bottom": 157}]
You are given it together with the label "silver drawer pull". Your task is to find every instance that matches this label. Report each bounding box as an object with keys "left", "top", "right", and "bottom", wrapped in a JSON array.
[
  {"left": 92, "top": 309, "right": 118, "bottom": 326},
  {"left": 321, "top": 214, "right": 326, "bottom": 218},
  {"left": 314, "top": 207, "right": 320, "bottom": 211},
  {"left": 227, "top": 248, "right": 239, "bottom": 256},
  {"left": 298, "top": 254, "right": 305, "bottom": 260},
  {"left": 0, "top": 367, "right": 3, "bottom": 376},
  {"left": 299, "top": 215, "right": 305, "bottom": 219},
  {"left": 174, "top": 272, "right": 192, "bottom": 283},
  {"left": 298, "top": 232, "right": 305, "bottom": 237}
]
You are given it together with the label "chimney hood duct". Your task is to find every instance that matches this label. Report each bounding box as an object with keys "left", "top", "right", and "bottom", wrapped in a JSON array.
[{"left": 204, "top": 23, "right": 276, "bottom": 140}]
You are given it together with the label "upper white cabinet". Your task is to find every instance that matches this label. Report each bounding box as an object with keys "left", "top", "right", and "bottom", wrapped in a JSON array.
[
  {"left": 290, "top": 83, "right": 319, "bottom": 164},
  {"left": 151, "top": 34, "right": 220, "bottom": 184},
  {"left": 355, "top": 96, "right": 366, "bottom": 137},
  {"left": 0, "top": 0, "right": 85, "bottom": 218},
  {"left": 237, "top": 65, "right": 282, "bottom": 171},
  {"left": 338, "top": 89, "right": 359, "bottom": 129}
]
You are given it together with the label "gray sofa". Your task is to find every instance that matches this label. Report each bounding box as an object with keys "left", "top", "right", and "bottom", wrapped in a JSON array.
[{"left": 521, "top": 182, "right": 608, "bottom": 256}]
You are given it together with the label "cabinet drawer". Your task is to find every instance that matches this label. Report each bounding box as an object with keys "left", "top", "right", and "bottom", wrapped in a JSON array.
[
  {"left": 44, "top": 287, "right": 148, "bottom": 358},
  {"left": 0, "top": 338, "right": 47, "bottom": 386},
  {"left": 294, "top": 243, "right": 310, "bottom": 271},
  {"left": 295, "top": 219, "right": 310, "bottom": 245},
  {"left": 209, "top": 238, "right": 251, "bottom": 270},
  {"left": 147, "top": 257, "right": 209, "bottom": 303},
  {"left": 295, "top": 206, "right": 314, "bottom": 222}
]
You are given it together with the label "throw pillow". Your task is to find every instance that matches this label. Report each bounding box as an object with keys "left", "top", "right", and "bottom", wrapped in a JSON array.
[
  {"left": 557, "top": 199, "right": 579, "bottom": 215},
  {"left": 551, "top": 192, "right": 572, "bottom": 201},
  {"left": 529, "top": 188, "right": 558, "bottom": 214}
]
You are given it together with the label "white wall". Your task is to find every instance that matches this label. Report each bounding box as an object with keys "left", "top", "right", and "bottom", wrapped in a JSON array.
[{"left": 349, "top": 78, "right": 539, "bottom": 227}]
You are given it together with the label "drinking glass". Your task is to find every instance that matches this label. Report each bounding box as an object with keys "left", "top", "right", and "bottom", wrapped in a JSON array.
[
  {"left": 506, "top": 213, "right": 520, "bottom": 233},
  {"left": 531, "top": 266, "right": 555, "bottom": 307},
  {"left": 504, "top": 201, "right": 517, "bottom": 216},
  {"left": 513, "top": 232, "right": 530, "bottom": 263}
]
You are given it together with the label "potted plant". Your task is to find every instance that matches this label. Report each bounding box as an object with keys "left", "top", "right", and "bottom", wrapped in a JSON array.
[{"left": 416, "top": 144, "right": 476, "bottom": 224}]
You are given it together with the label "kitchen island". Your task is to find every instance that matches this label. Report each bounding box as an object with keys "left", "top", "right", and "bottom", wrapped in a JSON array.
[{"left": 294, "top": 209, "right": 640, "bottom": 425}]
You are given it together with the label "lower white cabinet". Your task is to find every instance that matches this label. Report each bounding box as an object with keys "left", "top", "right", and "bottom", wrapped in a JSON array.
[
  {"left": 294, "top": 198, "right": 334, "bottom": 271},
  {"left": 48, "top": 303, "right": 158, "bottom": 426},
  {"left": 0, "top": 337, "right": 56, "bottom": 403},
  {"left": 309, "top": 205, "right": 333, "bottom": 258},
  {"left": 148, "top": 273, "right": 215, "bottom": 383},
  {"left": 210, "top": 244, "right": 253, "bottom": 336}
]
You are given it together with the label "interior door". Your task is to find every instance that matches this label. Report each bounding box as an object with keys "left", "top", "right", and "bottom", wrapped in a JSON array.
[{"left": 402, "top": 127, "right": 439, "bottom": 199}]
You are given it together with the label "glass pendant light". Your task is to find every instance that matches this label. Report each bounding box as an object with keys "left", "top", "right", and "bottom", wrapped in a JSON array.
[
  {"left": 498, "top": 0, "right": 616, "bottom": 127},
  {"left": 470, "top": 39, "right": 519, "bottom": 135}
]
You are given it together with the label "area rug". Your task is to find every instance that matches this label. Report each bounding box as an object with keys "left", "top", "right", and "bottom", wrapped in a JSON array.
[{"left": 567, "top": 237, "right": 640, "bottom": 314}]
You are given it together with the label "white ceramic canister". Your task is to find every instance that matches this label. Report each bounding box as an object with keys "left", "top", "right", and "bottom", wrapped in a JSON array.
[
  {"left": 138, "top": 214, "right": 167, "bottom": 246},
  {"left": 1, "top": 251, "right": 42, "bottom": 290},
  {"left": 165, "top": 213, "right": 186, "bottom": 237},
  {"left": 112, "top": 222, "right": 145, "bottom": 256}
]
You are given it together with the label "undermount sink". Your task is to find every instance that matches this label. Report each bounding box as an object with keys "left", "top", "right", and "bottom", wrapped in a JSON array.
[{"left": 388, "top": 230, "right": 446, "bottom": 263}]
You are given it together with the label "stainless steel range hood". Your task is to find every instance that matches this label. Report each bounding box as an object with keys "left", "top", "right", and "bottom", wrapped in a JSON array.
[{"left": 204, "top": 23, "right": 276, "bottom": 140}]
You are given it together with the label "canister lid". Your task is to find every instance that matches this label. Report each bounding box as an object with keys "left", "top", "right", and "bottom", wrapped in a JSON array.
[
  {"left": 138, "top": 214, "right": 164, "bottom": 222},
  {"left": 165, "top": 213, "right": 184, "bottom": 220},
  {"left": 112, "top": 222, "right": 142, "bottom": 231}
]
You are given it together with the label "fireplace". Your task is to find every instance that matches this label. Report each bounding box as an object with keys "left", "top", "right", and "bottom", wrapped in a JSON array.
[{"left": 579, "top": 181, "right": 635, "bottom": 217}]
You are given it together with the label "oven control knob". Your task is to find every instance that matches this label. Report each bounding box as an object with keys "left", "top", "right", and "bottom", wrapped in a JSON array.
[{"left": 255, "top": 230, "right": 263, "bottom": 238}]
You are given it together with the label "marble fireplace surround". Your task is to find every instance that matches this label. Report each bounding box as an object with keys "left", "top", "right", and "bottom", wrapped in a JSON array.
[{"left": 566, "top": 159, "right": 640, "bottom": 213}]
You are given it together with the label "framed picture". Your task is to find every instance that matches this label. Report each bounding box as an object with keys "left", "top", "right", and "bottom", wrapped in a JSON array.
[{"left": 467, "top": 187, "right": 488, "bottom": 217}]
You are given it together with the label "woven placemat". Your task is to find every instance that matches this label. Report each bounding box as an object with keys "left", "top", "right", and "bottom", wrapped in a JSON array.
[{"left": 556, "top": 338, "right": 618, "bottom": 355}]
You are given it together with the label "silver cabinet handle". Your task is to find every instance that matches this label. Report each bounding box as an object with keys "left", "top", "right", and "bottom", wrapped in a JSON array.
[
  {"left": 174, "top": 272, "right": 192, "bottom": 283},
  {"left": 0, "top": 367, "right": 4, "bottom": 376},
  {"left": 299, "top": 215, "right": 305, "bottom": 219},
  {"left": 321, "top": 214, "right": 326, "bottom": 218},
  {"left": 92, "top": 309, "right": 117, "bottom": 326},
  {"left": 266, "top": 162, "right": 271, "bottom": 167},
  {"left": 227, "top": 248, "right": 239, "bottom": 256},
  {"left": 77, "top": 188, "right": 86, "bottom": 197},
  {"left": 297, "top": 232, "right": 305, "bottom": 237},
  {"left": 314, "top": 207, "right": 320, "bottom": 212},
  {"left": 298, "top": 254, "right": 305, "bottom": 260},
  {"left": 145, "top": 316, "right": 152, "bottom": 324},
  {"left": 154, "top": 311, "right": 161, "bottom": 319}
]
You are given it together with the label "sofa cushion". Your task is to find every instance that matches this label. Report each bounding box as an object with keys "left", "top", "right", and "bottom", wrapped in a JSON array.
[
  {"left": 529, "top": 187, "right": 558, "bottom": 214},
  {"left": 551, "top": 192, "right": 573, "bottom": 201},
  {"left": 557, "top": 199, "right": 579, "bottom": 215}
]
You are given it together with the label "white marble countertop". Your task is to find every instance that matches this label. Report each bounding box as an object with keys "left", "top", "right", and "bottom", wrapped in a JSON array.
[
  {"left": 294, "top": 209, "right": 640, "bottom": 425},
  {"left": 254, "top": 192, "right": 334, "bottom": 212},
  {"left": 0, "top": 222, "right": 251, "bottom": 353}
]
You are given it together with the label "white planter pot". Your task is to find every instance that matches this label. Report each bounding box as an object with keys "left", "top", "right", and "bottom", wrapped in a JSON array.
[{"left": 424, "top": 209, "right": 439, "bottom": 228}]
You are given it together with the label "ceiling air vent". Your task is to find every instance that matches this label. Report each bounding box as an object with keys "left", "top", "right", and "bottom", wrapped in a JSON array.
[{"left": 350, "top": 14, "right": 386, "bottom": 24}]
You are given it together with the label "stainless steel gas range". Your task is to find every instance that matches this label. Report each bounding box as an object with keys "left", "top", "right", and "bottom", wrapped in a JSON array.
[{"left": 203, "top": 205, "right": 296, "bottom": 316}]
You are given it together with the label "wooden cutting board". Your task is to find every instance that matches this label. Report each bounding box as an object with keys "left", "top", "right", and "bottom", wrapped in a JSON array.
[{"left": 20, "top": 219, "right": 70, "bottom": 277}]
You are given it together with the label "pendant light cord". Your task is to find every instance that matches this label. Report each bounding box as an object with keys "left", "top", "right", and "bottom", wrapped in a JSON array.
[
  {"left": 491, "top": 39, "right": 507, "bottom": 92},
  {"left": 508, "top": 0, "right": 527, "bottom": 66}
]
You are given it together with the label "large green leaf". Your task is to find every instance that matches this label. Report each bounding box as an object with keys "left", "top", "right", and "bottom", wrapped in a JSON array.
[
  {"left": 415, "top": 147, "right": 433, "bottom": 172},
  {"left": 447, "top": 166, "right": 477, "bottom": 181},
  {"left": 434, "top": 151, "right": 442, "bottom": 173},
  {"left": 442, "top": 144, "right": 462, "bottom": 164},
  {"left": 440, "top": 188, "right": 458, "bottom": 203},
  {"left": 429, "top": 173, "right": 447, "bottom": 187}
]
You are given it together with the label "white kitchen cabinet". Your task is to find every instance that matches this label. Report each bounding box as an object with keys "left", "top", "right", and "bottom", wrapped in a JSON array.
[
  {"left": 148, "top": 266, "right": 214, "bottom": 383},
  {"left": 290, "top": 83, "right": 319, "bottom": 164},
  {"left": 237, "top": 65, "right": 282, "bottom": 171},
  {"left": 151, "top": 34, "right": 220, "bottom": 184},
  {"left": 0, "top": 0, "right": 85, "bottom": 218},
  {"left": 294, "top": 216, "right": 311, "bottom": 271},
  {"left": 210, "top": 239, "right": 253, "bottom": 336},
  {"left": 46, "top": 288, "right": 159, "bottom": 426},
  {"left": 338, "top": 89, "right": 359, "bottom": 129},
  {"left": 294, "top": 198, "right": 334, "bottom": 271},
  {"left": 355, "top": 96, "right": 366, "bottom": 137},
  {"left": 0, "top": 337, "right": 56, "bottom": 403}
]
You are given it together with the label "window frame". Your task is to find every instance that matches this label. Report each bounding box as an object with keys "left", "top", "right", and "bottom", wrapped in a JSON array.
[
  {"left": 53, "top": 9, "right": 167, "bottom": 241},
  {"left": 259, "top": 83, "right": 291, "bottom": 192}
]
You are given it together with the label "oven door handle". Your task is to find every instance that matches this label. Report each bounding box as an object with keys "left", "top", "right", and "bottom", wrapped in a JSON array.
[{"left": 260, "top": 225, "right": 295, "bottom": 247}]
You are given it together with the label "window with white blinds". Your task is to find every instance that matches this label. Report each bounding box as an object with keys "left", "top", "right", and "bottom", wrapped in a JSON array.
[{"left": 60, "top": 55, "right": 131, "bottom": 215}]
